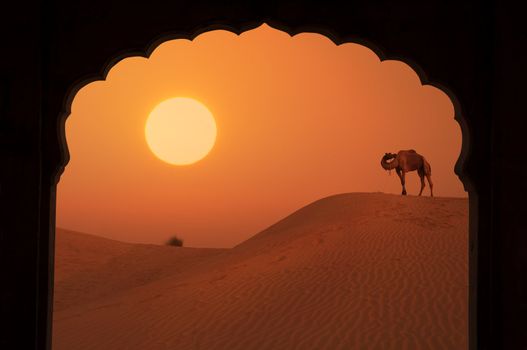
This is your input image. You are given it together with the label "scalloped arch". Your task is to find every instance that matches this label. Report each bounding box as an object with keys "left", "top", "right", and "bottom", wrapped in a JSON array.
[{"left": 56, "top": 20, "right": 471, "bottom": 196}]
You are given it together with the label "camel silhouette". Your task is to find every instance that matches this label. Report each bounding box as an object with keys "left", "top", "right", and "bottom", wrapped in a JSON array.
[{"left": 380, "top": 149, "right": 433, "bottom": 197}]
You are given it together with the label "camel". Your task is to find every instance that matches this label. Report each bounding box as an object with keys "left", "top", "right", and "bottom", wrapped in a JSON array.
[{"left": 380, "top": 149, "right": 433, "bottom": 197}]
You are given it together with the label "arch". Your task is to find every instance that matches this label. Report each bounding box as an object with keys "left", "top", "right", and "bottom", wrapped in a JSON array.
[
  {"left": 53, "top": 19, "right": 473, "bottom": 346},
  {"left": 54, "top": 20, "right": 472, "bottom": 197}
]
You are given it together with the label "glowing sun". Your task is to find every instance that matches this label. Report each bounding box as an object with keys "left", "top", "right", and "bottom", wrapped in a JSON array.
[{"left": 145, "top": 97, "right": 217, "bottom": 165}]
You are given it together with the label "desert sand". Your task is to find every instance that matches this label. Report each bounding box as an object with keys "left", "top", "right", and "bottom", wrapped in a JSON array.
[{"left": 53, "top": 193, "right": 468, "bottom": 349}]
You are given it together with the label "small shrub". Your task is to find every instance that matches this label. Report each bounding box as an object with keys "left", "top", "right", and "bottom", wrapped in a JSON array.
[{"left": 166, "top": 235, "right": 184, "bottom": 247}]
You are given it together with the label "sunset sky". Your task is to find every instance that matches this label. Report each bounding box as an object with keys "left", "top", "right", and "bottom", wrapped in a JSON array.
[{"left": 56, "top": 24, "right": 465, "bottom": 248}]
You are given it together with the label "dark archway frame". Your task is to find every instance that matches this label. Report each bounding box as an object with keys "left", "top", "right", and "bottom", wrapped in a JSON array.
[{"left": 2, "top": 2, "right": 524, "bottom": 349}]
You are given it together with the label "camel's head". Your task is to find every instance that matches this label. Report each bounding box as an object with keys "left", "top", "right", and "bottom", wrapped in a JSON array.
[{"left": 381, "top": 152, "right": 398, "bottom": 171}]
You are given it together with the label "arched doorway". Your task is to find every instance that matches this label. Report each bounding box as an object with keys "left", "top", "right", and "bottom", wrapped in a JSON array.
[{"left": 53, "top": 23, "right": 469, "bottom": 349}]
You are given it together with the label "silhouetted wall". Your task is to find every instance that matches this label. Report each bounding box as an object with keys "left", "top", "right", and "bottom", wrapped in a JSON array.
[{"left": 0, "top": 1, "right": 525, "bottom": 349}]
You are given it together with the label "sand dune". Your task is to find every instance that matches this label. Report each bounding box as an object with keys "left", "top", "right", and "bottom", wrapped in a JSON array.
[
  {"left": 53, "top": 193, "right": 468, "bottom": 350},
  {"left": 54, "top": 229, "right": 226, "bottom": 312}
]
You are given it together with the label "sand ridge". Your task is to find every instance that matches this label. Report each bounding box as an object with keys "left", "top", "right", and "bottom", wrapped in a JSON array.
[{"left": 53, "top": 193, "right": 468, "bottom": 349}]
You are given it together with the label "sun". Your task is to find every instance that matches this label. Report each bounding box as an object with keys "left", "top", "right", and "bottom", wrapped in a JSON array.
[{"left": 145, "top": 97, "right": 217, "bottom": 165}]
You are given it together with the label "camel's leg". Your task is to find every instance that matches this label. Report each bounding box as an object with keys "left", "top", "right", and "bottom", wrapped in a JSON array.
[
  {"left": 426, "top": 174, "right": 434, "bottom": 197},
  {"left": 418, "top": 174, "right": 425, "bottom": 196},
  {"left": 418, "top": 168, "right": 425, "bottom": 196},
  {"left": 400, "top": 170, "right": 407, "bottom": 195}
]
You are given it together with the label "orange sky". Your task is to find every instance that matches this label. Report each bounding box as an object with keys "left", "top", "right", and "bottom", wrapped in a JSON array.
[{"left": 56, "top": 24, "right": 465, "bottom": 248}]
